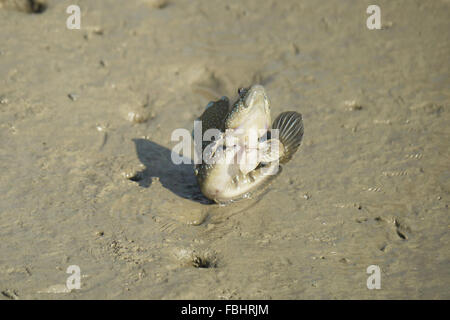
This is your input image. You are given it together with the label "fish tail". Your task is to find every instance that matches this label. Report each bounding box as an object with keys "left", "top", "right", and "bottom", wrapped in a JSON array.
[{"left": 272, "top": 111, "right": 304, "bottom": 164}]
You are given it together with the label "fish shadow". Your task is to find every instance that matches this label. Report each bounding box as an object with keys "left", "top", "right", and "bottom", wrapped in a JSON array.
[{"left": 132, "top": 139, "right": 213, "bottom": 204}]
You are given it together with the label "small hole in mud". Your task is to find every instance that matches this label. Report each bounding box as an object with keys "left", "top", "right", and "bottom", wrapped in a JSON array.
[
  {"left": 28, "top": 0, "right": 47, "bottom": 13},
  {"left": 191, "top": 254, "right": 217, "bottom": 269}
]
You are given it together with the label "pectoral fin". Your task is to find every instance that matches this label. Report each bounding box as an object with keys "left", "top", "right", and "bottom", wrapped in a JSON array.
[{"left": 271, "top": 111, "right": 304, "bottom": 164}]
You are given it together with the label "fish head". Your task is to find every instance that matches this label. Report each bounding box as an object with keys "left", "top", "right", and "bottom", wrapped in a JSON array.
[{"left": 224, "top": 84, "right": 271, "bottom": 136}]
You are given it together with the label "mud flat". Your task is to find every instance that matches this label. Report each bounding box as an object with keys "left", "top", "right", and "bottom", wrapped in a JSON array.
[{"left": 0, "top": 0, "right": 449, "bottom": 299}]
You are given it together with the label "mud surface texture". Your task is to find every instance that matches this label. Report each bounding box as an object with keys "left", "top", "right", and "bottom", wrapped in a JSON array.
[{"left": 0, "top": 0, "right": 449, "bottom": 299}]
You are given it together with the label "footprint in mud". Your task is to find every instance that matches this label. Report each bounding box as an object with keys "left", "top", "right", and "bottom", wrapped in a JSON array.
[
  {"left": 394, "top": 218, "right": 410, "bottom": 240},
  {"left": 0, "top": 0, "right": 47, "bottom": 13},
  {"left": 374, "top": 216, "right": 411, "bottom": 241}
]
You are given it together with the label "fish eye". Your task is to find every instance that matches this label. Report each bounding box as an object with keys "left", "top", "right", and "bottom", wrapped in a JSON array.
[{"left": 238, "top": 87, "right": 248, "bottom": 97}]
